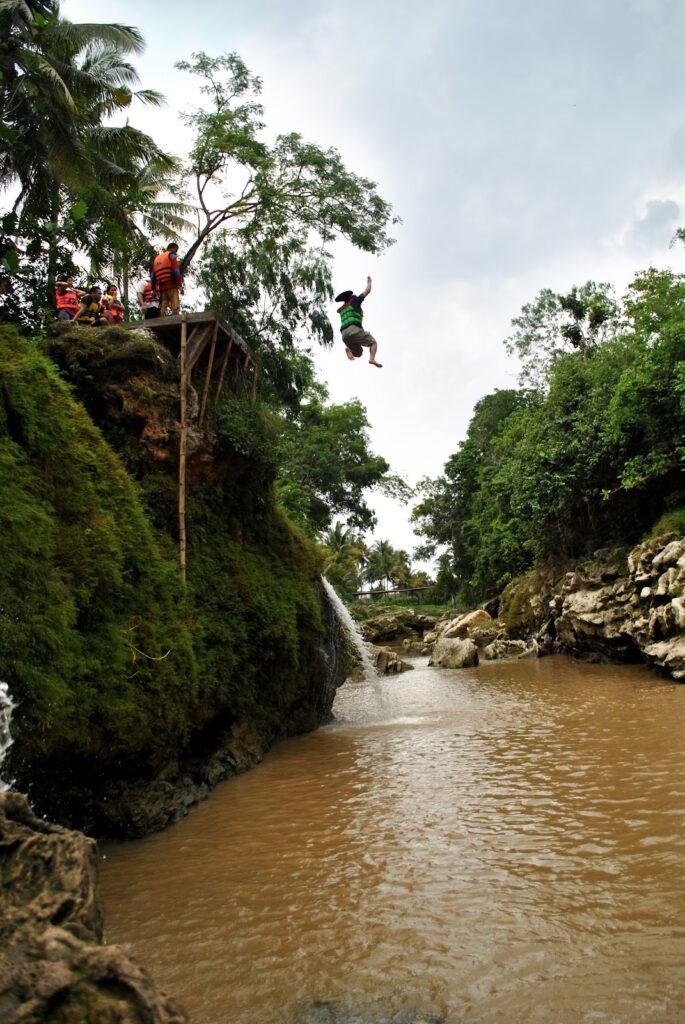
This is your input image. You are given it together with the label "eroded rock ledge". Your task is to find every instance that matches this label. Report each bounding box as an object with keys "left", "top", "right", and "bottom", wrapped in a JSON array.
[{"left": 0, "top": 791, "right": 188, "bottom": 1023}]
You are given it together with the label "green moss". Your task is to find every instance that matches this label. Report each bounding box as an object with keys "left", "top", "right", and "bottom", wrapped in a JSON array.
[
  {"left": 643, "top": 506, "right": 685, "bottom": 541},
  {"left": 498, "top": 571, "right": 541, "bottom": 637},
  {"left": 0, "top": 325, "right": 326, "bottom": 799}
]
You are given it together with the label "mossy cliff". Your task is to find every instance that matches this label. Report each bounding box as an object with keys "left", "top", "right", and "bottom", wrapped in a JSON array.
[{"left": 0, "top": 324, "right": 347, "bottom": 837}]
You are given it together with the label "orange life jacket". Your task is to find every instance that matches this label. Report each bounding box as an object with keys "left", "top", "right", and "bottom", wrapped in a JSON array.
[
  {"left": 55, "top": 287, "right": 79, "bottom": 312},
  {"left": 105, "top": 296, "right": 124, "bottom": 323},
  {"left": 152, "top": 251, "right": 179, "bottom": 290},
  {"left": 143, "top": 281, "right": 158, "bottom": 305}
]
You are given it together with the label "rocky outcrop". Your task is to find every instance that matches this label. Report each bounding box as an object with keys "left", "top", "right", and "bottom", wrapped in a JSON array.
[
  {"left": 368, "top": 644, "right": 414, "bottom": 675},
  {"left": 546, "top": 535, "right": 685, "bottom": 678},
  {"left": 0, "top": 791, "right": 188, "bottom": 1023},
  {"left": 411, "top": 534, "right": 684, "bottom": 679}
]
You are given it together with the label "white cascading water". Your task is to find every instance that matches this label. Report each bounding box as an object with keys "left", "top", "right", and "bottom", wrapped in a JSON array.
[
  {"left": 321, "top": 577, "right": 378, "bottom": 681},
  {"left": 0, "top": 681, "right": 15, "bottom": 792}
]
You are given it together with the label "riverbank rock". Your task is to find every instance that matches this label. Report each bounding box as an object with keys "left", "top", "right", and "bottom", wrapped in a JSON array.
[
  {"left": 368, "top": 645, "right": 414, "bottom": 675},
  {"left": 0, "top": 791, "right": 188, "bottom": 1023},
  {"left": 546, "top": 535, "right": 685, "bottom": 677},
  {"left": 429, "top": 637, "right": 479, "bottom": 669},
  {"left": 481, "top": 638, "right": 539, "bottom": 661}
]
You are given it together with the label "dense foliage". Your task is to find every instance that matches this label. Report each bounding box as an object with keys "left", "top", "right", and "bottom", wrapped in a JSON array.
[{"left": 413, "top": 269, "right": 685, "bottom": 601}]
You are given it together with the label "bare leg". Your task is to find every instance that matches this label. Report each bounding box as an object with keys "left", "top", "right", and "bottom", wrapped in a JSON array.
[
  {"left": 369, "top": 342, "right": 383, "bottom": 368},
  {"left": 345, "top": 347, "right": 356, "bottom": 361}
]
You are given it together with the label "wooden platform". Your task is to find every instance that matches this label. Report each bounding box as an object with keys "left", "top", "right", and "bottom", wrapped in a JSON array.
[{"left": 123, "top": 309, "right": 257, "bottom": 410}]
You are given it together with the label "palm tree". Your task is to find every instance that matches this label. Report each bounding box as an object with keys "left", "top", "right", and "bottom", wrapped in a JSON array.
[
  {"left": 0, "top": 0, "right": 166, "bottom": 294},
  {"left": 364, "top": 539, "right": 397, "bottom": 593},
  {"left": 322, "top": 524, "right": 368, "bottom": 595},
  {"left": 80, "top": 156, "right": 196, "bottom": 311}
]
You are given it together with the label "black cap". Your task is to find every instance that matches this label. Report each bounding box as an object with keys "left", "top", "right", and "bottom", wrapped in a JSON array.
[{"left": 335, "top": 290, "right": 353, "bottom": 302}]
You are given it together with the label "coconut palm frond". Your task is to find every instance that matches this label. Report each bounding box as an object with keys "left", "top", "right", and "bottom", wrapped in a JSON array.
[{"left": 48, "top": 21, "right": 145, "bottom": 56}]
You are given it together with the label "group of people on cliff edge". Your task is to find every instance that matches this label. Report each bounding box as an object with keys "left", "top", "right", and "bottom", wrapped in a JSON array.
[
  {"left": 54, "top": 243, "right": 183, "bottom": 327},
  {"left": 57, "top": 248, "right": 384, "bottom": 366}
]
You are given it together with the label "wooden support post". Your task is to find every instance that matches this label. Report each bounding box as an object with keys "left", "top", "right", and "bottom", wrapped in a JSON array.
[
  {"left": 215, "top": 337, "right": 233, "bottom": 401},
  {"left": 199, "top": 320, "right": 219, "bottom": 425},
  {"left": 242, "top": 351, "right": 250, "bottom": 394},
  {"left": 179, "top": 312, "right": 188, "bottom": 586},
  {"left": 251, "top": 361, "right": 259, "bottom": 404}
]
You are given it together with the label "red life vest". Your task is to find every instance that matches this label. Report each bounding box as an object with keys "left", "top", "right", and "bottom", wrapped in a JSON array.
[
  {"left": 143, "top": 281, "right": 158, "bottom": 305},
  {"left": 152, "top": 251, "right": 179, "bottom": 290},
  {"left": 55, "top": 287, "right": 79, "bottom": 312}
]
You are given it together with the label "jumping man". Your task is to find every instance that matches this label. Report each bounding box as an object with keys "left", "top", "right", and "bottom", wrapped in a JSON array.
[{"left": 335, "top": 276, "right": 382, "bottom": 368}]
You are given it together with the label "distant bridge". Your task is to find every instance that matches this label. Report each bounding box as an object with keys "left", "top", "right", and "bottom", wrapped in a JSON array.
[{"left": 353, "top": 586, "right": 435, "bottom": 603}]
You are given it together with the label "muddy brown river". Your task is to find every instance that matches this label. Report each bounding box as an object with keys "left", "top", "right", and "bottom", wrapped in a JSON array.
[{"left": 100, "top": 656, "right": 685, "bottom": 1024}]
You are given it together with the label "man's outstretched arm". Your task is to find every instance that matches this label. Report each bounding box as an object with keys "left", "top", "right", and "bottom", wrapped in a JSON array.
[{"left": 362, "top": 275, "right": 372, "bottom": 297}]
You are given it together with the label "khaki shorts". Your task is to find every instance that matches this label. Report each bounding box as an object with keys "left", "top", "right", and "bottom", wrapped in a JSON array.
[
  {"left": 159, "top": 287, "right": 180, "bottom": 308},
  {"left": 342, "top": 325, "right": 376, "bottom": 356}
]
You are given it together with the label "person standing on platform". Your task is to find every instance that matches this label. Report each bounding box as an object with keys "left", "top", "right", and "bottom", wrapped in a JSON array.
[
  {"left": 151, "top": 242, "right": 182, "bottom": 316},
  {"left": 136, "top": 277, "right": 160, "bottom": 320}
]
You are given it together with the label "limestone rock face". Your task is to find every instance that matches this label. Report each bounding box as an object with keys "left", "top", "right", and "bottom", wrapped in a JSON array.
[
  {"left": 0, "top": 792, "right": 188, "bottom": 1023},
  {"left": 547, "top": 535, "right": 685, "bottom": 678},
  {"left": 429, "top": 637, "right": 479, "bottom": 669}
]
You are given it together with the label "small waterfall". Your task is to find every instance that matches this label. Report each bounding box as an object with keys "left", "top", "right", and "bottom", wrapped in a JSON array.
[
  {"left": 0, "top": 681, "right": 15, "bottom": 792},
  {"left": 321, "top": 578, "right": 378, "bottom": 681}
]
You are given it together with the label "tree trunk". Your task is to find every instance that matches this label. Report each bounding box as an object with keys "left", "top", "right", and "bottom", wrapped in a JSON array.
[{"left": 45, "top": 186, "right": 60, "bottom": 307}]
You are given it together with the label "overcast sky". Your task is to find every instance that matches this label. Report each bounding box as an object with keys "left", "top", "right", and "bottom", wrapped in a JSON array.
[{"left": 64, "top": 0, "right": 685, "bottom": 559}]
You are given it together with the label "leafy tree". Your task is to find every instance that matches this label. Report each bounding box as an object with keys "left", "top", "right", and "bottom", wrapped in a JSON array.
[
  {"left": 415, "top": 270, "right": 685, "bottom": 602},
  {"left": 176, "top": 51, "right": 397, "bottom": 273},
  {"left": 505, "top": 282, "right": 620, "bottom": 388},
  {"left": 275, "top": 392, "right": 404, "bottom": 535},
  {"left": 412, "top": 389, "right": 530, "bottom": 593}
]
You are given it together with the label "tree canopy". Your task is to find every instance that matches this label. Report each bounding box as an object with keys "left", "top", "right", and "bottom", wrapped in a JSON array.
[{"left": 414, "top": 271, "right": 685, "bottom": 601}]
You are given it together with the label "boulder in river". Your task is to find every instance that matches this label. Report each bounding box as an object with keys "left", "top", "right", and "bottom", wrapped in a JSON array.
[{"left": 428, "top": 637, "right": 479, "bottom": 669}]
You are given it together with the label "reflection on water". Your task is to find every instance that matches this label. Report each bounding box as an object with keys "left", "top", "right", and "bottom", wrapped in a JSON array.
[{"left": 100, "top": 656, "right": 685, "bottom": 1024}]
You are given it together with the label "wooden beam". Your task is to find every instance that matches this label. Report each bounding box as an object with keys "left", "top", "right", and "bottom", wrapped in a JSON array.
[
  {"left": 251, "top": 361, "right": 259, "bottom": 404},
  {"left": 186, "top": 322, "right": 215, "bottom": 373},
  {"left": 199, "top": 319, "right": 219, "bottom": 425},
  {"left": 215, "top": 337, "right": 233, "bottom": 402},
  {"left": 178, "top": 313, "right": 188, "bottom": 586}
]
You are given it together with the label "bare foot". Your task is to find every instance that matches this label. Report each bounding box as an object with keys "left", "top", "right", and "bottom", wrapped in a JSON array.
[
  {"left": 345, "top": 348, "right": 356, "bottom": 361},
  {"left": 369, "top": 359, "right": 383, "bottom": 368}
]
